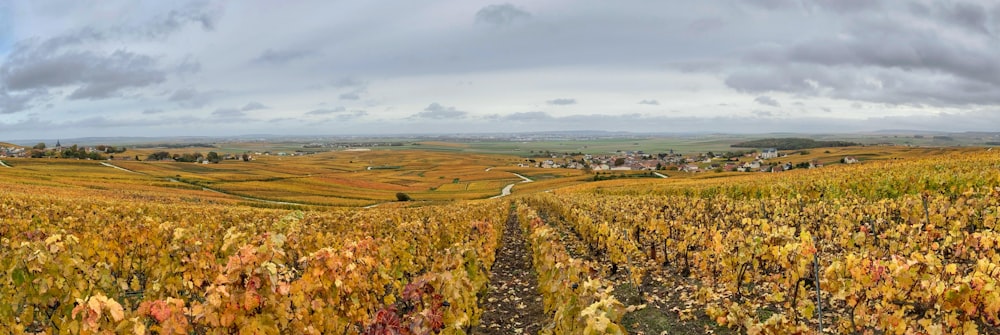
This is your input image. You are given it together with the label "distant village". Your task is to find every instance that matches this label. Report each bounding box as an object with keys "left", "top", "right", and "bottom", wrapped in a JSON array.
[
  {"left": 1, "top": 141, "right": 128, "bottom": 160},
  {"left": 520, "top": 148, "right": 860, "bottom": 173},
  {"left": 2, "top": 141, "right": 862, "bottom": 173},
  {"left": 0, "top": 140, "right": 336, "bottom": 165}
]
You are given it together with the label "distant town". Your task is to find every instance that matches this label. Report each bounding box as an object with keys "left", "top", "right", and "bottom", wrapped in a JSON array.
[
  {"left": 2, "top": 140, "right": 865, "bottom": 174},
  {"left": 521, "top": 148, "right": 860, "bottom": 173}
]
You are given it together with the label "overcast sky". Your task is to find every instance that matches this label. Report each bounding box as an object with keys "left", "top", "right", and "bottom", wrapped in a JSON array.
[{"left": 2, "top": 1, "right": 999, "bottom": 140}]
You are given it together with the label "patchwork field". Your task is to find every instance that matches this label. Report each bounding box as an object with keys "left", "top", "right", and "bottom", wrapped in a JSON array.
[{"left": 2, "top": 149, "right": 584, "bottom": 207}]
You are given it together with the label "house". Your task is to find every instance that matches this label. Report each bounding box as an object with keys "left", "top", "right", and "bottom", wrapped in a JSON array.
[
  {"left": 760, "top": 148, "right": 779, "bottom": 159},
  {"left": 681, "top": 164, "right": 700, "bottom": 173},
  {"left": 843, "top": 156, "right": 859, "bottom": 164},
  {"left": 741, "top": 160, "right": 761, "bottom": 170}
]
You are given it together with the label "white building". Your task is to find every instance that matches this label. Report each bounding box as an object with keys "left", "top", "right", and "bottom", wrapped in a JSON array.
[{"left": 760, "top": 148, "right": 779, "bottom": 159}]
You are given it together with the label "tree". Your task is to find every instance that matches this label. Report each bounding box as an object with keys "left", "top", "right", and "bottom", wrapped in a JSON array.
[
  {"left": 147, "top": 151, "right": 171, "bottom": 161},
  {"left": 207, "top": 152, "right": 221, "bottom": 163},
  {"left": 33, "top": 142, "right": 46, "bottom": 150},
  {"left": 614, "top": 158, "right": 626, "bottom": 166},
  {"left": 395, "top": 193, "right": 412, "bottom": 202}
]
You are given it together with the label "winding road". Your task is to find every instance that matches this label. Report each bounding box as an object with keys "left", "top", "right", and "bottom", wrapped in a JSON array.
[
  {"left": 100, "top": 162, "right": 138, "bottom": 173},
  {"left": 0, "top": 160, "right": 10, "bottom": 168},
  {"left": 490, "top": 172, "right": 534, "bottom": 199}
]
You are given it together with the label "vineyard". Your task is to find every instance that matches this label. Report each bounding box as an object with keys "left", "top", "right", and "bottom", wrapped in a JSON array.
[
  {"left": 0, "top": 149, "right": 998, "bottom": 334},
  {"left": 0, "top": 189, "right": 509, "bottom": 334},
  {"left": 518, "top": 150, "right": 1000, "bottom": 334}
]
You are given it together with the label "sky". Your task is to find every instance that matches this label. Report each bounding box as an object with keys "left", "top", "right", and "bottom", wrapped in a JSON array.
[{"left": 2, "top": 0, "right": 999, "bottom": 140}]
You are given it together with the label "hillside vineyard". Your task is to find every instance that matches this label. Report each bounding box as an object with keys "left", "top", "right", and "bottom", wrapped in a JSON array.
[{"left": 0, "top": 150, "right": 998, "bottom": 334}]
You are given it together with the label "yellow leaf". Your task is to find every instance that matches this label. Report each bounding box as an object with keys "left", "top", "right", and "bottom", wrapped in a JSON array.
[
  {"left": 963, "top": 321, "right": 979, "bottom": 335},
  {"left": 133, "top": 320, "right": 147, "bottom": 335},
  {"left": 106, "top": 298, "right": 125, "bottom": 322}
]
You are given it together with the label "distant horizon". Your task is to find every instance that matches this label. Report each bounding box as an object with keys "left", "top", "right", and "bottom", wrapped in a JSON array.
[
  {"left": 5, "top": 129, "right": 998, "bottom": 147},
  {"left": 3, "top": 1, "right": 999, "bottom": 138}
]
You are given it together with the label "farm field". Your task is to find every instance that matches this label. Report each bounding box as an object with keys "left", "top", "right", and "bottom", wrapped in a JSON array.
[
  {"left": 3, "top": 150, "right": 573, "bottom": 207},
  {"left": 0, "top": 145, "right": 997, "bottom": 334}
]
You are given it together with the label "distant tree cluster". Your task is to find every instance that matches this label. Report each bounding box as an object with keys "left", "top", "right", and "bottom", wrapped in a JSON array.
[
  {"left": 146, "top": 152, "right": 218, "bottom": 163},
  {"left": 145, "top": 151, "right": 246, "bottom": 163},
  {"left": 60, "top": 145, "right": 105, "bottom": 160},
  {"left": 94, "top": 145, "right": 127, "bottom": 154},
  {"left": 146, "top": 151, "right": 172, "bottom": 161},
  {"left": 25, "top": 143, "right": 125, "bottom": 160},
  {"left": 731, "top": 138, "right": 859, "bottom": 150},
  {"left": 133, "top": 143, "right": 216, "bottom": 149}
]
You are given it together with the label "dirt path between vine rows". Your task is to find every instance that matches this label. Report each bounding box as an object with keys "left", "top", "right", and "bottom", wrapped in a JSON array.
[{"left": 473, "top": 211, "right": 546, "bottom": 335}]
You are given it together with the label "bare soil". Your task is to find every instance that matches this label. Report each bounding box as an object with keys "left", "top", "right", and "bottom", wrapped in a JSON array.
[{"left": 472, "top": 210, "right": 546, "bottom": 335}]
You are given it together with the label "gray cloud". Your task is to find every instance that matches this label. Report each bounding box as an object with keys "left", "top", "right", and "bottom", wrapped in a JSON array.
[
  {"left": 241, "top": 102, "right": 268, "bottom": 111},
  {"left": 337, "top": 110, "right": 368, "bottom": 121},
  {"left": 723, "top": 5, "right": 1000, "bottom": 108},
  {"left": 935, "top": 2, "right": 990, "bottom": 34},
  {"left": 330, "top": 77, "right": 366, "bottom": 100},
  {"left": 754, "top": 96, "right": 780, "bottom": 107},
  {"left": 0, "top": 6, "right": 214, "bottom": 115},
  {"left": 127, "top": 2, "right": 220, "bottom": 39},
  {"left": 688, "top": 17, "right": 726, "bottom": 33},
  {"left": 306, "top": 107, "right": 347, "bottom": 115},
  {"left": 174, "top": 57, "right": 201, "bottom": 75},
  {"left": 743, "top": 0, "right": 797, "bottom": 10},
  {"left": 0, "top": 90, "right": 44, "bottom": 114},
  {"left": 1, "top": 49, "right": 165, "bottom": 100},
  {"left": 547, "top": 98, "right": 576, "bottom": 106},
  {"left": 330, "top": 77, "right": 366, "bottom": 88},
  {"left": 169, "top": 88, "right": 216, "bottom": 108},
  {"left": 143, "top": 108, "right": 164, "bottom": 115},
  {"left": 212, "top": 108, "right": 244, "bottom": 118},
  {"left": 475, "top": 3, "right": 531, "bottom": 26},
  {"left": 411, "top": 103, "right": 467, "bottom": 119},
  {"left": 253, "top": 48, "right": 317, "bottom": 64},
  {"left": 810, "top": 0, "right": 882, "bottom": 13},
  {"left": 638, "top": 99, "right": 660, "bottom": 105},
  {"left": 52, "top": 115, "right": 203, "bottom": 129},
  {"left": 0, "top": 116, "right": 54, "bottom": 131},
  {"left": 3, "top": 2, "right": 999, "bottom": 138},
  {"left": 502, "top": 111, "right": 552, "bottom": 121}
]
